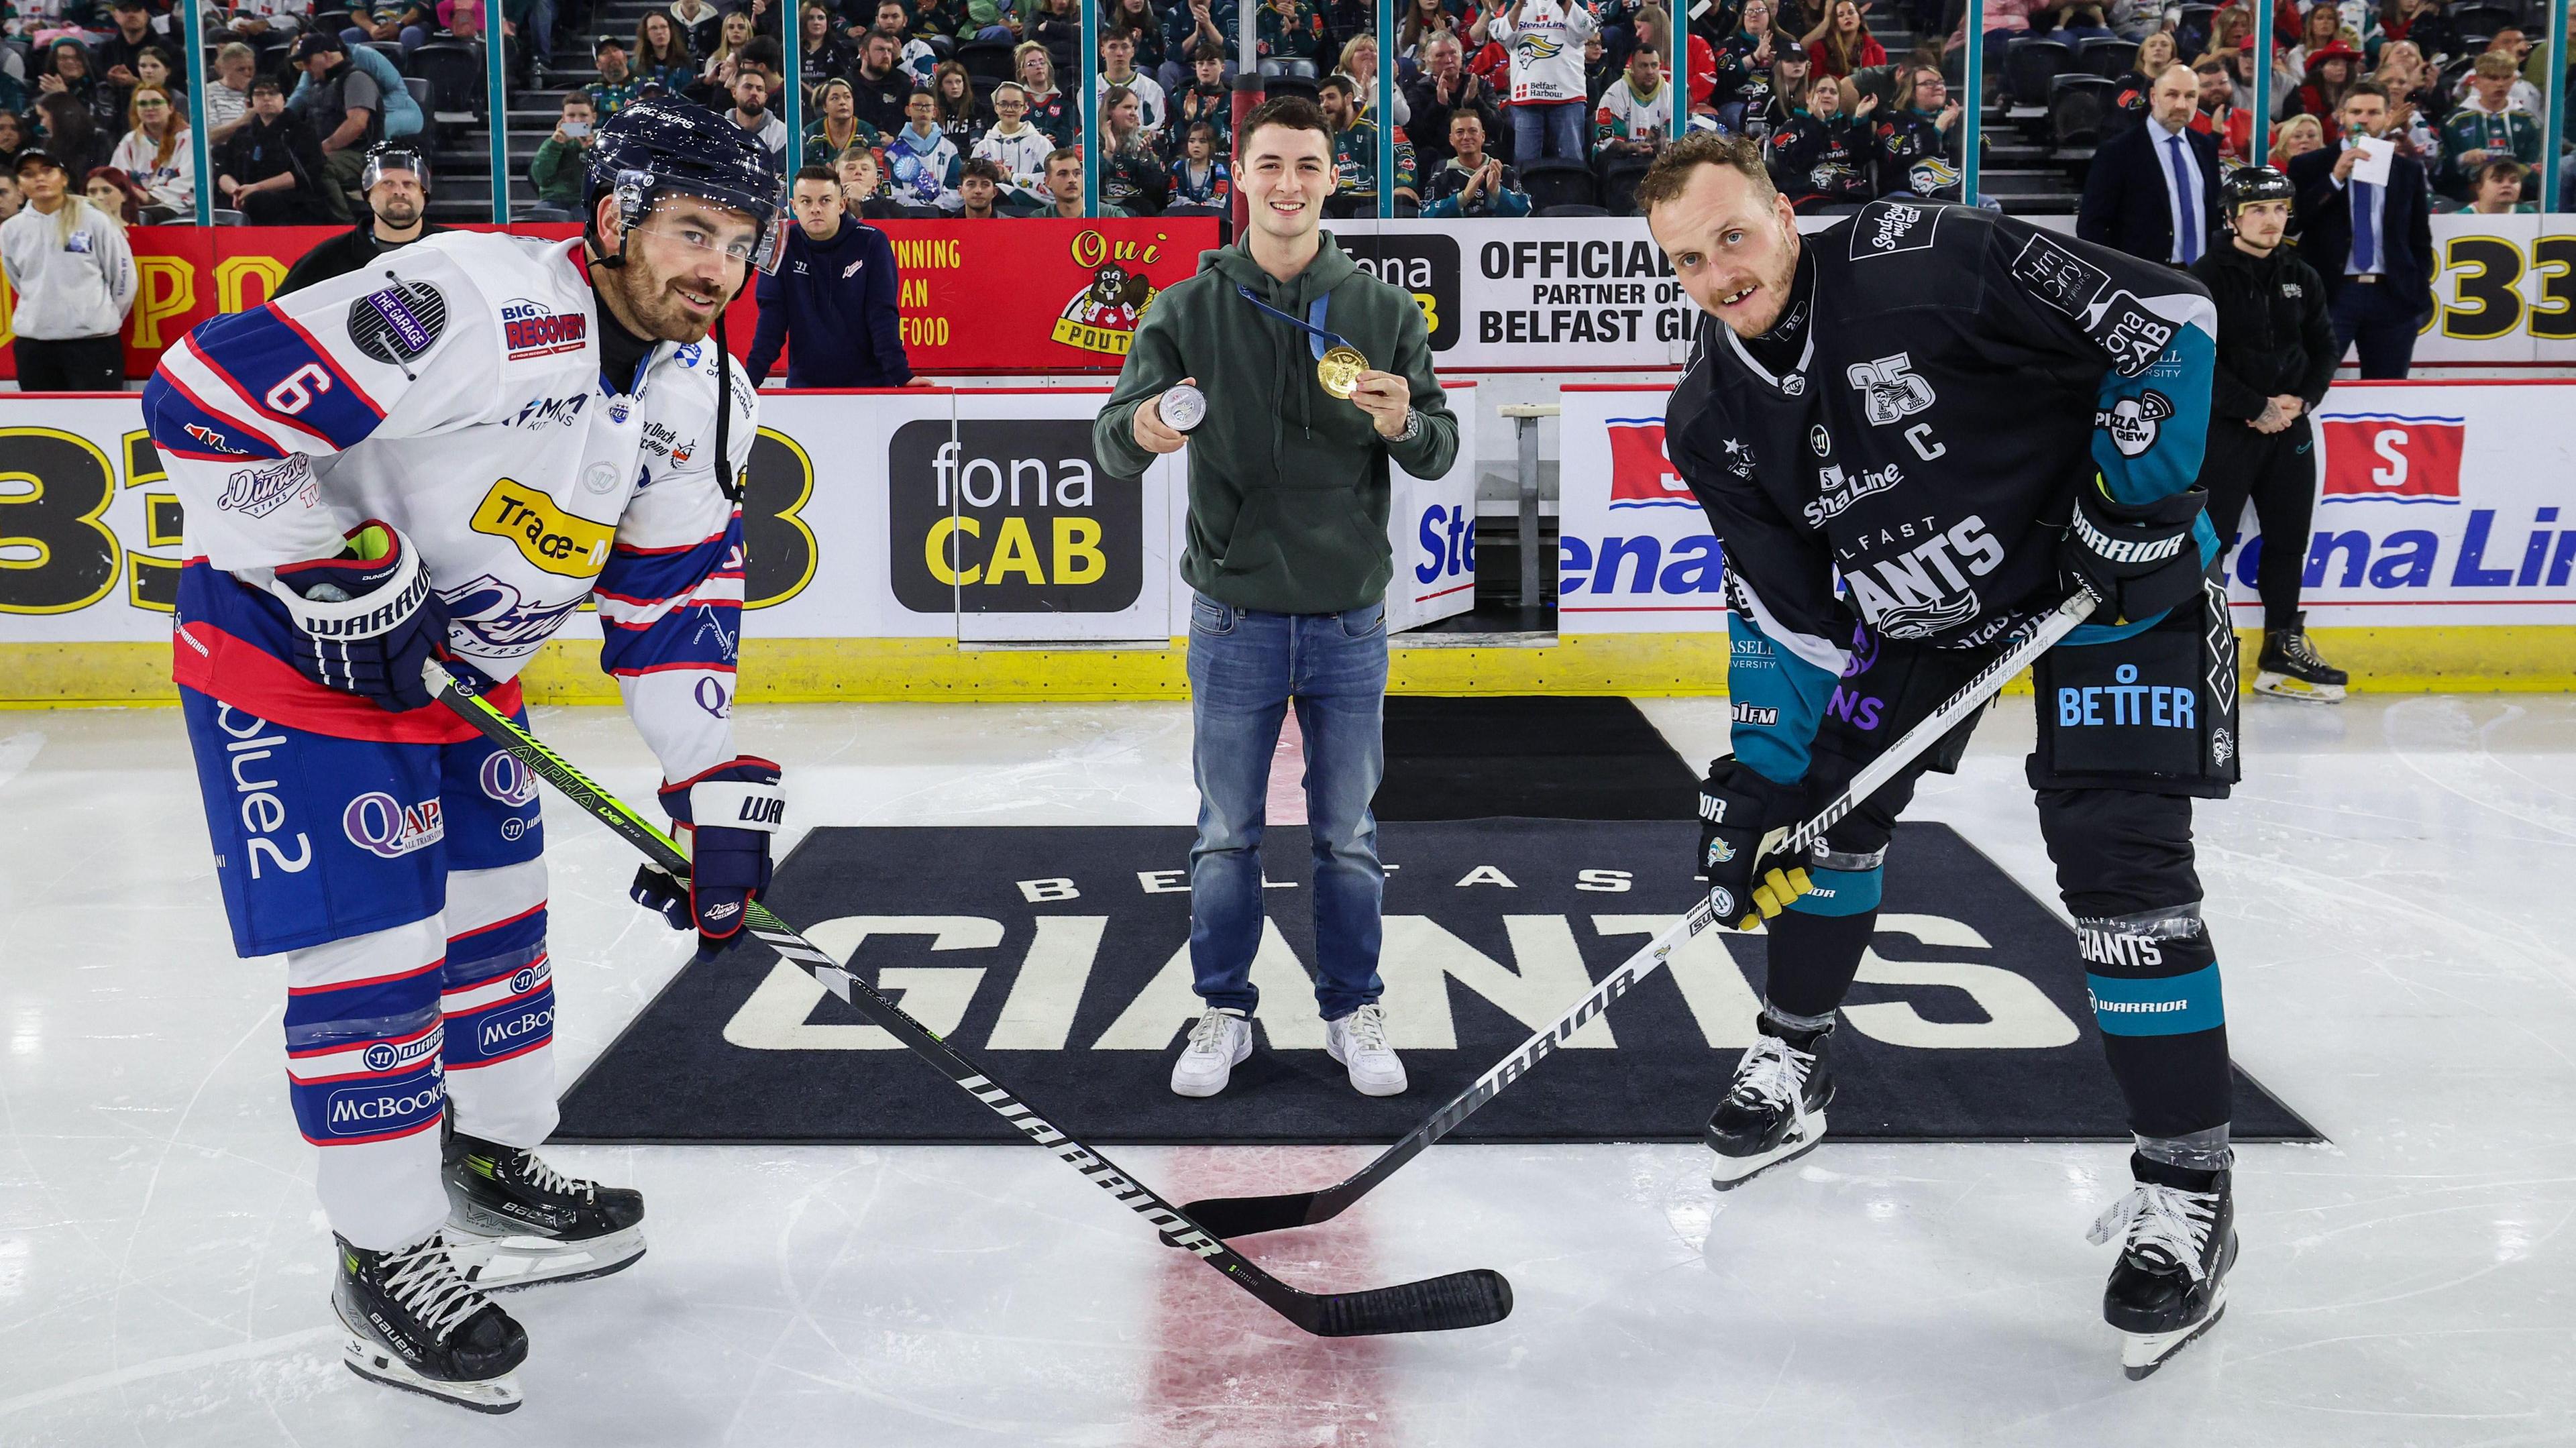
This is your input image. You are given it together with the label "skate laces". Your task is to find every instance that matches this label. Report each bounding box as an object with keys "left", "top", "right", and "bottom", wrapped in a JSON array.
[
  {"left": 1733, "top": 1036, "right": 1813, "bottom": 1115},
  {"left": 511, "top": 1151, "right": 594, "bottom": 1202},
  {"left": 382, "top": 1233, "right": 493, "bottom": 1335},
  {"left": 1341, "top": 1004, "right": 1391, "bottom": 1056},
  {"left": 2086, "top": 1181, "right": 2218, "bottom": 1282},
  {"left": 2281, "top": 631, "right": 2327, "bottom": 669},
  {"left": 1187, "top": 1007, "right": 1242, "bottom": 1054}
]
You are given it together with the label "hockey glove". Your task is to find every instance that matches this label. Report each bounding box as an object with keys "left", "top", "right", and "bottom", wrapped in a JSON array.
[
  {"left": 265, "top": 520, "right": 449, "bottom": 714},
  {"left": 2059, "top": 480, "right": 2210, "bottom": 625},
  {"left": 630, "top": 757, "right": 784, "bottom": 956},
  {"left": 1697, "top": 758, "right": 1813, "bottom": 931}
]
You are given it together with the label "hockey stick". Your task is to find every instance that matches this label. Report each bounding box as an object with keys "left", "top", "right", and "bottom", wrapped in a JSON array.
[
  {"left": 1179, "top": 591, "right": 2102, "bottom": 1242},
  {"left": 423, "top": 661, "right": 1509, "bottom": 1337}
]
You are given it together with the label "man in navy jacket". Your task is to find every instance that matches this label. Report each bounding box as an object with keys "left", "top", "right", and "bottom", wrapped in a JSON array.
[
  {"left": 2078, "top": 64, "right": 2222, "bottom": 268},
  {"left": 745, "top": 164, "right": 918, "bottom": 388},
  {"left": 2285, "top": 80, "right": 2434, "bottom": 379}
]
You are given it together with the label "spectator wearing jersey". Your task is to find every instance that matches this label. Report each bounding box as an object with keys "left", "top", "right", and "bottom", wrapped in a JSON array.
[
  {"left": 588, "top": 36, "right": 643, "bottom": 117},
  {"left": 1595, "top": 40, "right": 1676, "bottom": 160},
  {"left": 1744, "top": 44, "right": 1811, "bottom": 140},
  {"left": 747, "top": 164, "right": 917, "bottom": 388},
  {"left": 867, "top": 0, "right": 938, "bottom": 85},
  {"left": 885, "top": 87, "right": 964, "bottom": 211},
  {"left": 1016, "top": 44, "right": 1077, "bottom": 145},
  {"left": 973, "top": 82, "right": 1055, "bottom": 205},
  {"left": 1713, "top": 0, "right": 1785, "bottom": 131},
  {"left": 1100, "top": 85, "right": 1168, "bottom": 212},
  {"left": 1491, "top": 0, "right": 1597, "bottom": 162},
  {"left": 669, "top": 0, "right": 723, "bottom": 56},
  {"left": 1766, "top": 71, "right": 1876, "bottom": 210},
  {"left": 1630, "top": 3, "right": 1709, "bottom": 112},
  {"left": 1163, "top": 0, "right": 1236, "bottom": 92},
  {"left": 1421, "top": 109, "right": 1528, "bottom": 215},
  {"left": 1, "top": 148, "right": 135, "bottom": 391},
  {"left": 36, "top": 38, "right": 121, "bottom": 140},
  {"left": 1170, "top": 120, "right": 1233, "bottom": 209},
  {"left": 1873, "top": 58, "right": 1964, "bottom": 201},
  {"left": 1173, "top": 47, "right": 1235, "bottom": 158},
  {"left": 1098, "top": 26, "right": 1168, "bottom": 140},
  {"left": 958, "top": 156, "right": 1007, "bottom": 217},
  {"left": 1319, "top": 72, "right": 1415, "bottom": 214},
  {"left": 803, "top": 78, "right": 885, "bottom": 169},
  {"left": 2465, "top": 156, "right": 2534, "bottom": 214},
  {"left": 932, "top": 64, "right": 985, "bottom": 152},
  {"left": 2438, "top": 51, "right": 2542, "bottom": 203},
  {"left": 529, "top": 91, "right": 596, "bottom": 209},
  {"left": 1404, "top": 35, "right": 1499, "bottom": 174},
  {"left": 214, "top": 77, "right": 333, "bottom": 223},
  {"left": 107, "top": 82, "right": 189, "bottom": 220},
  {"left": 1257, "top": 0, "right": 1328, "bottom": 64}
]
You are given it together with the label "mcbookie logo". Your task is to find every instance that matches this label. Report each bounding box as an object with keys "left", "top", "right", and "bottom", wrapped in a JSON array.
[{"left": 888, "top": 420, "right": 1144, "bottom": 614}]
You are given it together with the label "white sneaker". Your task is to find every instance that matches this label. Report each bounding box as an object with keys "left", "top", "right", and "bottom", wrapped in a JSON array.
[
  {"left": 1325, "top": 1003, "right": 1408, "bottom": 1097},
  {"left": 1170, "top": 1007, "right": 1254, "bottom": 1097}
]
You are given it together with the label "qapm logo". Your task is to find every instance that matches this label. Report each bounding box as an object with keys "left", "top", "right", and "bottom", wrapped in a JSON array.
[
  {"left": 478, "top": 751, "right": 540, "bottom": 808},
  {"left": 2319, "top": 414, "right": 2465, "bottom": 504},
  {"left": 1605, "top": 419, "right": 1697, "bottom": 510},
  {"left": 343, "top": 793, "right": 445, "bottom": 860}
]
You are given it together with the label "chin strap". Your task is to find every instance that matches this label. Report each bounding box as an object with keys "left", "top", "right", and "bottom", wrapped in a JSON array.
[{"left": 714, "top": 309, "right": 740, "bottom": 505}]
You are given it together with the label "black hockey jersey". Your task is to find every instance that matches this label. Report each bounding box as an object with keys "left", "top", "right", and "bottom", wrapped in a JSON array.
[
  {"left": 1664, "top": 199, "right": 2218, "bottom": 788},
  {"left": 1763, "top": 110, "right": 1873, "bottom": 206}
]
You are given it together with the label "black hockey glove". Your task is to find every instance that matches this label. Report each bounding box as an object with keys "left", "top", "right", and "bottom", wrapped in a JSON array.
[
  {"left": 266, "top": 520, "right": 449, "bottom": 713},
  {"left": 2059, "top": 480, "right": 2210, "bottom": 624},
  {"left": 1697, "top": 759, "right": 1814, "bottom": 931},
  {"left": 631, "top": 757, "right": 784, "bottom": 957}
]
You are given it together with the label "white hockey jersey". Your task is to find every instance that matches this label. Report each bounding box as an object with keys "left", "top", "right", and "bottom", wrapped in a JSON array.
[
  {"left": 144, "top": 230, "right": 751, "bottom": 781},
  {"left": 1490, "top": 0, "right": 1597, "bottom": 106}
]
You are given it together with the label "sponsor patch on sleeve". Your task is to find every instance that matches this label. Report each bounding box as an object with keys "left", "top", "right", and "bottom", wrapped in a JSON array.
[
  {"left": 2088, "top": 290, "right": 2179, "bottom": 378},
  {"left": 2008, "top": 232, "right": 2110, "bottom": 319},
  {"left": 346, "top": 280, "right": 448, "bottom": 366},
  {"left": 1849, "top": 200, "right": 1939, "bottom": 259}
]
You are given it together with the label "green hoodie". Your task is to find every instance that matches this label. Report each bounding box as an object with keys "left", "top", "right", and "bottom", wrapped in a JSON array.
[{"left": 1094, "top": 231, "right": 1459, "bottom": 616}]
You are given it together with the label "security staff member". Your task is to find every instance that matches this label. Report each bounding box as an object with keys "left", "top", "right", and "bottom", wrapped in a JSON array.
[{"left": 2189, "top": 166, "right": 2347, "bottom": 702}]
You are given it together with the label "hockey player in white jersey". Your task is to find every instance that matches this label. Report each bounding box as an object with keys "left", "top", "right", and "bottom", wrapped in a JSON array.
[{"left": 142, "top": 98, "right": 790, "bottom": 1413}]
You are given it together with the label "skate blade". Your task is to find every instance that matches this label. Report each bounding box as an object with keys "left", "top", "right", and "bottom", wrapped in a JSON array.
[
  {"left": 342, "top": 1333, "right": 523, "bottom": 1414},
  {"left": 1709, "top": 1111, "right": 1828, "bottom": 1192},
  {"left": 449, "top": 1223, "right": 646, "bottom": 1292},
  {"left": 2119, "top": 1287, "right": 2226, "bottom": 1380},
  {"left": 2253, "top": 671, "right": 2345, "bottom": 704}
]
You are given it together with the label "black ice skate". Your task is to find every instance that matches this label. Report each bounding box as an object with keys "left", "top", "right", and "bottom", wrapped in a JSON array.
[
  {"left": 443, "top": 1125, "right": 647, "bottom": 1291},
  {"left": 2086, "top": 1152, "right": 2238, "bottom": 1380},
  {"left": 1705, "top": 1018, "right": 1835, "bottom": 1190},
  {"left": 2254, "top": 614, "right": 2347, "bottom": 703},
  {"left": 334, "top": 1230, "right": 529, "bottom": 1414}
]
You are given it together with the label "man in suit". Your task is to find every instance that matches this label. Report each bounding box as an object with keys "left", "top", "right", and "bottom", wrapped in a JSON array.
[
  {"left": 2285, "top": 80, "right": 2434, "bottom": 380},
  {"left": 2078, "top": 64, "right": 2222, "bottom": 267}
]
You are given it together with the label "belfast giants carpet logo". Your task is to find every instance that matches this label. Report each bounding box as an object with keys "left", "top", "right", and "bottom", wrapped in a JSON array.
[{"left": 343, "top": 793, "right": 445, "bottom": 859}]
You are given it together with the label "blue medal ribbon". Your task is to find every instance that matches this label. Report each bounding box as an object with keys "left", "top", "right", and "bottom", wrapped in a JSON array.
[{"left": 1235, "top": 284, "right": 1350, "bottom": 361}]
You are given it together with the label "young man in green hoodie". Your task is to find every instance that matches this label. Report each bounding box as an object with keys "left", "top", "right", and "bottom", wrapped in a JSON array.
[{"left": 1095, "top": 95, "right": 1459, "bottom": 1103}]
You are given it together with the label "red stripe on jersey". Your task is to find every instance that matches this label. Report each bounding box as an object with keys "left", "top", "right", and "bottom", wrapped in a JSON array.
[{"left": 172, "top": 621, "right": 526, "bottom": 745}]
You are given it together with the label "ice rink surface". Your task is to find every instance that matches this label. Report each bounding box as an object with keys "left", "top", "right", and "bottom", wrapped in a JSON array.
[{"left": 2, "top": 691, "right": 2571, "bottom": 1447}]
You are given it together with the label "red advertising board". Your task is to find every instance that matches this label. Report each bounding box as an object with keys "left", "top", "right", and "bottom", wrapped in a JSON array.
[
  {"left": 0, "top": 218, "right": 1218, "bottom": 380},
  {"left": 2318, "top": 412, "right": 2469, "bottom": 504}
]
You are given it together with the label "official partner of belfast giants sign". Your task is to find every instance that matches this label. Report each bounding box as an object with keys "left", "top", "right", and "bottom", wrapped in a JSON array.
[{"left": 1664, "top": 199, "right": 2220, "bottom": 738}]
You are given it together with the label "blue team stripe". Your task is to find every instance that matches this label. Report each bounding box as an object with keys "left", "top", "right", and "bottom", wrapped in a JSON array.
[
  {"left": 188, "top": 304, "right": 386, "bottom": 451},
  {"left": 447, "top": 904, "right": 547, "bottom": 971},
  {"left": 596, "top": 529, "right": 739, "bottom": 604},
  {"left": 2086, "top": 963, "right": 2224, "bottom": 1036},
  {"left": 283, "top": 976, "right": 441, "bottom": 1040},
  {"left": 1785, "top": 865, "right": 1882, "bottom": 916},
  {"left": 1728, "top": 612, "right": 1835, "bottom": 787},
  {"left": 141, "top": 371, "right": 289, "bottom": 461},
  {"left": 600, "top": 604, "right": 741, "bottom": 675}
]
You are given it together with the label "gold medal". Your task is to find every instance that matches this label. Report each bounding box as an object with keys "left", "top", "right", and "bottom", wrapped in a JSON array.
[{"left": 1316, "top": 345, "right": 1369, "bottom": 400}]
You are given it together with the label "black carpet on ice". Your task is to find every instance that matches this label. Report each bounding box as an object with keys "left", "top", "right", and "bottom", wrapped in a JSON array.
[
  {"left": 554, "top": 820, "right": 2318, "bottom": 1147},
  {"left": 1372, "top": 695, "right": 1702, "bottom": 821}
]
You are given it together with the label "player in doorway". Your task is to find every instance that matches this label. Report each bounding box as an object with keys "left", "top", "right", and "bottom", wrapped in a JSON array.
[
  {"left": 142, "top": 99, "right": 786, "bottom": 1412},
  {"left": 2190, "top": 165, "right": 2347, "bottom": 703},
  {"left": 1642, "top": 133, "right": 2241, "bottom": 1378}
]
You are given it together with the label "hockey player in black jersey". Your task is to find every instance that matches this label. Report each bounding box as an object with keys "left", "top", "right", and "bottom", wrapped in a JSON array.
[{"left": 1639, "top": 133, "right": 2241, "bottom": 1379}]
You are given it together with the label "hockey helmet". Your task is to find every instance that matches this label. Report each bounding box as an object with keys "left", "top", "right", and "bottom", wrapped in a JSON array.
[
  {"left": 2220, "top": 164, "right": 2293, "bottom": 226},
  {"left": 360, "top": 142, "right": 429, "bottom": 192},
  {"left": 583, "top": 97, "right": 789, "bottom": 274}
]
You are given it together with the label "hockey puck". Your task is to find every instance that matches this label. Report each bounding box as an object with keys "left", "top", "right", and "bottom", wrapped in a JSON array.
[{"left": 1160, "top": 384, "right": 1208, "bottom": 433}]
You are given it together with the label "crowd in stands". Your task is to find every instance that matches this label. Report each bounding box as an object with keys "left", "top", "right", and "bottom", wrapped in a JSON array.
[{"left": 0, "top": 0, "right": 2567, "bottom": 229}]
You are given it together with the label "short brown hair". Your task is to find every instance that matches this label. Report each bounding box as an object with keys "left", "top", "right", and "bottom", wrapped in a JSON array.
[
  {"left": 2471, "top": 50, "right": 2517, "bottom": 78},
  {"left": 1237, "top": 94, "right": 1331, "bottom": 156},
  {"left": 2341, "top": 78, "right": 2390, "bottom": 105},
  {"left": 1633, "top": 131, "right": 1776, "bottom": 217}
]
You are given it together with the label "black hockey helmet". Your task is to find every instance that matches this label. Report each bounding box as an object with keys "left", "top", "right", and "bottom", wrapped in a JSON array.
[
  {"left": 360, "top": 141, "right": 429, "bottom": 192},
  {"left": 582, "top": 96, "right": 788, "bottom": 274},
  {"left": 2220, "top": 164, "right": 2293, "bottom": 224}
]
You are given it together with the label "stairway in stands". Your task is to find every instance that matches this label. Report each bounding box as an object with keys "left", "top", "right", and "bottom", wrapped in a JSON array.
[
  {"left": 1862, "top": 7, "right": 2084, "bottom": 217},
  {"left": 423, "top": 0, "right": 664, "bottom": 223}
]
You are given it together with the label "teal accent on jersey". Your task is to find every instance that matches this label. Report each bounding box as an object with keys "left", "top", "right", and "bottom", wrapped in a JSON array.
[
  {"left": 2086, "top": 962, "right": 2224, "bottom": 1036},
  {"left": 1729, "top": 610, "right": 1837, "bottom": 787},
  {"left": 2090, "top": 323, "right": 2216, "bottom": 508},
  {"left": 1784, "top": 865, "right": 1882, "bottom": 917}
]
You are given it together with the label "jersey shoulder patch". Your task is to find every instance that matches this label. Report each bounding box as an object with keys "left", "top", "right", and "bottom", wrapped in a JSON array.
[
  {"left": 1845, "top": 198, "right": 1943, "bottom": 260},
  {"left": 2006, "top": 227, "right": 2112, "bottom": 320}
]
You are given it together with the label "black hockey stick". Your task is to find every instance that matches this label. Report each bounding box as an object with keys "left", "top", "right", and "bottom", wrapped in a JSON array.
[
  {"left": 1179, "top": 592, "right": 2101, "bottom": 1242},
  {"left": 423, "top": 661, "right": 1509, "bottom": 1338}
]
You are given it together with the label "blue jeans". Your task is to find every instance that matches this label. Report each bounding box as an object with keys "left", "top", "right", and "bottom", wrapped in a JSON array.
[
  {"left": 1511, "top": 100, "right": 1586, "bottom": 165},
  {"left": 1185, "top": 592, "right": 1388, "bottom": 1020}
]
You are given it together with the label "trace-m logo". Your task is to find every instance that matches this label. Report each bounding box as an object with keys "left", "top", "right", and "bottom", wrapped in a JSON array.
[
  {"left": 1841, "top": 514, "right": 2004, "bottom": 641},
  {"left": 343, "top": 793, "right": 445, "bottom": 860},
  {"left": 499, "top": 298, "right": 589, "bottom": 359},
  {"left": 720, "top": 905, "right": 2086, "bottom": 1054},
  {"left": 469, "top": 478, "right": 618, "bottom": 577}
]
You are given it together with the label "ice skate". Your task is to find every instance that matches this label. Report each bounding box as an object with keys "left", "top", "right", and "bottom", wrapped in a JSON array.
[
  {"left": 2253, "top": 614, "right": 2347, "bottom": 703},
  {"left": 443, "top": 1126, "right": 647, "bottom": 1291},
  {"left": 334, "top": 1229, "right": 528, "bottom": 1414},
  {"left": 1705, "top": 1017, "right": 1835, "bottom": 1190},
  {"left": 2088, "top": 1152, "right": 2237, "bottom": 1379}
]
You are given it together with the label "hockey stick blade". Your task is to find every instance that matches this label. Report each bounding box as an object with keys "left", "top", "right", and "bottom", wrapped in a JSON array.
[
  {"left": 1179, "top": 593, "right": 2099, "bottom": 1241},
  {"left": 423, "top": 661, "right": 1511, "bottom": 1338}
]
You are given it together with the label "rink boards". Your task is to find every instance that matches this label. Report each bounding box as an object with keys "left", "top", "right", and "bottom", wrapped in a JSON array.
[{"left": 1, "top": 380, "right": 2570, "bottom": 704}]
